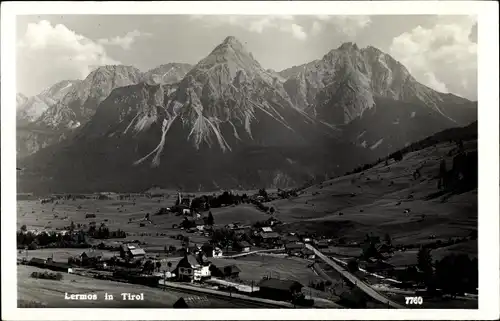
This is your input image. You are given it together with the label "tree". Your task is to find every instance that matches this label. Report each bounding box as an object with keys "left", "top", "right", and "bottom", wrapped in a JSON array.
[
  {"left": 347, "top": 259, "right": 359, "bottom": 272},
  {"left": 167, "top": 262, "right": 172, "bottom": 272},
  {"left": 383, "top": 233, "right": 392, "bottom": 246},
  {"left": 417, "top": 246, "right": 433, "bottom": 278},
  {"left": 258, "top": 188, "right": 268, "bottom": 200},
  {"left": 439, "top": 159, "right": 447, "bottom": 178},
  {"left": 392, "top": 151, "right": 403, "bottom": 162},
  {"left": 155, "top": 261, "right": 162, "bottom": 272},
  {"left": 207, "top": 211, "right": 214, "bottom": 226},
  {"left": 435, "top": 254, "right": 477, "bottom": 297},
  {"left": 164, "top": 245, "right": 168, "bottom": 253},
  {"left": 269, "top": 207, "right": 275, "bottom": 214},
  {"left": 20, "top": 225, "right": 27, "bottom": 232},
  {"left": 183, "top": 236, "right": 190, "bottom": 248},
  {"left": 70, "top": 221, "right": 75, "bottom": 231}
]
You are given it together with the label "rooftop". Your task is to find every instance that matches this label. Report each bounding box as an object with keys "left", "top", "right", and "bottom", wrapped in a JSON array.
[
  {"left": 260, "top": 231, "right": 280, "bottom": 239},
  {"left": 224, "top": 264, "right": 242, "bottom": 273},
  {"left": 173, "top": 296, "right": 211, "bottom": 308},
  {"left": 258, "top": 278, "right": 303, "bottom": 291}
]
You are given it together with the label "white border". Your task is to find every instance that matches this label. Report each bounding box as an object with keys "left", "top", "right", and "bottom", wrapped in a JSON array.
[{"left": 2, "top": 1, "right": 499, "bottom": 320}]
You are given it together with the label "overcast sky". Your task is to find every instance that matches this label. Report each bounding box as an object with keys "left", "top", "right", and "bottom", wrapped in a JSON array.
[{"left": 16, "top": 15, "right": 477, "bottom": 100}]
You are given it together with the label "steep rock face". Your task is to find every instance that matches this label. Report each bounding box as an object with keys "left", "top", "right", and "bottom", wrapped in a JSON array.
[
  {"left": 143, "top": 63, "right": 193, "bottom": 85},
  {"left": 16, "top": 80, "right": 81, "bottom": 124},
  {"left": 16, "top": 67, "right": 143, "bottom": 158},
  {"left": 16, "top": 80, "right": 81, "bottom": 157},
  {"left": 281, "top": 43, "right": 476, "bottom": 126},
  {"left": 158, "top": 36, "right": 333, "bottom": 154},
  {"left": 37, "top": 65, "right": 144, "bottom": 130},
  {"left": 18, "top": 37, "right": 370, "bottom": 194},
  {"left": 17, "top": 93, "right": 28, "bottom": 107},
  {"left": 17, "top": 39, "right": 477, "bottom": 194}
]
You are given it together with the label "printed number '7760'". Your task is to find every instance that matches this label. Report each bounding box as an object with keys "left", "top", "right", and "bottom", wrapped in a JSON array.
[{"left": 405, "top": 296, "right": 423, "bottom": 305}]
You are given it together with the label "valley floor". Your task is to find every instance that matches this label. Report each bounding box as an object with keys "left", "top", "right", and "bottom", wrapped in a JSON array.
[{"left": 16, "top": 140, "right": 478, "bottom": 309}]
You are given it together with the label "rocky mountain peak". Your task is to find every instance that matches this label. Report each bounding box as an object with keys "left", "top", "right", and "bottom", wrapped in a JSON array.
[{"left": 338, "top": 42, "right": 359, "bottom": 51}]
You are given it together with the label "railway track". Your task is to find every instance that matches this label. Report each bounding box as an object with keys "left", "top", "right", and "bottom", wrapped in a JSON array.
[{"left": 158, "top": 282, "right": 293, "bottom": 308}]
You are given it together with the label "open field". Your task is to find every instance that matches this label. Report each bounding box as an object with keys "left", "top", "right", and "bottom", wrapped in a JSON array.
[
  {"left": 17, "top": 141, "right": 477, "bottom": 251},
  {"left": 16, "top": 139, "right": 477, "bottom": 309},
  {"left": 210, "top": 255, "right": 321, "bottom": 287},
  {"left": 17, "top": 248, "right": 118, "bottom": 263},
  {"left": 271, "top": 140, "right": 477, "bottom": 247},
  {"left": 17, "top": 265, "right": 254, "bottom": 308}
]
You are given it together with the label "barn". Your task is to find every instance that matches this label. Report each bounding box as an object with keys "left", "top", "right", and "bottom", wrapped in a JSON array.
[{"left": 257, "top": 278, "right": 304, "bottom": 302}]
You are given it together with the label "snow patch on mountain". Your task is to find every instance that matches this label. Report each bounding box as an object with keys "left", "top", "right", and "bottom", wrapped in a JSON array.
[
  {"left": 370, "top": 138, "right": 384, "bottom": 150},
  {"left": 134, "top": 116, "right": 178, "bottom": 167}
]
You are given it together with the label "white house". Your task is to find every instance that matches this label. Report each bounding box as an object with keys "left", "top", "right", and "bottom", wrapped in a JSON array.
[
  {"left": 175, "top": 254, "right": 211, "bottom": 282},
  {"left": 213, "top": 247, "right": 223, "bottom": 257}
]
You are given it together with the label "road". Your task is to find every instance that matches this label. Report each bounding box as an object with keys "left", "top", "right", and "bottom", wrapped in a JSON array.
[
  {"left": 305, "top": 244, "right": 406, "bottom": 309},
  {"left": 220, "top": 248, "right": 285, "bottom": 259}
]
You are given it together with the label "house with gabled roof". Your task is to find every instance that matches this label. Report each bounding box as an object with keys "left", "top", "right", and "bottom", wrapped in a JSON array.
[
  {"left": 257, "top": 278, "right": 304, "bottom": 301},
  {"left": 120, "top": 243, "right": 146, "bottom": 260},
  {"left": 173, "top": 296, "right": 211, "bottom": 308},
  {"left": 234, "top": 241, "right": 251, "bottom": 253},
  {"left": 173, "top": 252, "right": 211, "bottom": 282}
]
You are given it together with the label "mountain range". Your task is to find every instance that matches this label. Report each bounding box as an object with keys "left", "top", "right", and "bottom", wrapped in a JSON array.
[{"left": 16, "top": 36, "right": 477, "bottom": 194}]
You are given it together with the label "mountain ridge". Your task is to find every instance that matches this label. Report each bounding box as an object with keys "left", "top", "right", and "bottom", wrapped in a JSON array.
[{"left": 16, "top": 37, "right": 477, "bottom": 194}]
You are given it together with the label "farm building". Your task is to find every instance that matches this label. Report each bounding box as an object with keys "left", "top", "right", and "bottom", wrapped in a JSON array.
[
  {"left": 222, "top": 265, "right": 241, "bottom": 278},
  {"left": 194, "top": 220, "right": 205, "bottom": 231},
  {"left": 201, "top": 244, "right": 222, "bottom": 258},
  {"left": 120, "top": 244, "right": 146, "bottom": 260},
  {"left": 285, "top": 243, "right": 304, "bottom": 255},
  {"left": 301, "top": 248, "right": 316, "bottom": 260},
  {"left": 257, "top": 278, "right": 304, "bottom": 302},
  {"left": 80, "top": 251, "right": 104, "bottom": 266},
  {"left": 316, "top": 240, "right": 329, "bottom": 249},
  {"left": 261, "top": 227, "right": 273, "bottom": 233},
  {"left": 173, "top": 253, "right": 211, "bottom": 282},
  {"left": 173, "top": 296, "right": 211, "bottom": 308},
  {"left": 360, "top": 260, "right": 395, "bottom": 274},
  {"left": 259, "top": 231, "right": 280, "bottom": 243},
  {"left": 234, "top": 241, "right": 251, "bottom": 253},
  {"left": 45, "top": 261, "right": 72, "bottom": 273},
  {"left": 29, "top": 258, "right": 47, "bottom": 268},
  {"left": 376, "top": 243, "right": 394, "bottom": 254},
  {"left": 283, "top": 234, "right": 300, "bottom": 243}
]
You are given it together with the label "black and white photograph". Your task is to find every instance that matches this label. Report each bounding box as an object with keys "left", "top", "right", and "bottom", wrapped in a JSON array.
[{"left": 1, "top": 1, "right": 499, "bottom": 320}]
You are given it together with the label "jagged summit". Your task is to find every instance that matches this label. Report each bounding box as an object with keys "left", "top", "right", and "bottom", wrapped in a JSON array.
[
  {"left": 338, "top": 42, "right": 359, "bottom": 51},
  {"left": 222, "top": 35, "right": 241, "bottom": 45},
  {"left": 205, "top": 35, "right": 257, "bottom": 66}
]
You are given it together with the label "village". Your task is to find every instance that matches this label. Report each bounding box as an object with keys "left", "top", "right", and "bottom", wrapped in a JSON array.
[{"left": 17, "top": 186, "right": 478, "bottom": 309}]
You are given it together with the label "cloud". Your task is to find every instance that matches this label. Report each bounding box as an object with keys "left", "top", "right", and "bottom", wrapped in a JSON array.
[
  {"left": 290, "top": 24, "right": 307, "bottom": 40},
  {"left": 190, "top": 15, "right": 308, "bottom": 40},
  {"left": 17, "top": 20, "right": 120, "bottom": 96},
  {"left": 313, "top": 15, "right": 371, "bottom": 37},
  {"left": 389, "top": 16, "right": 477, "bottom": 100},
  {"left": 98, "top": 30, "right": 152, "bottom": 50},
  {"left": 310, "top": 21, "right": 322, "bottom": 36}
]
